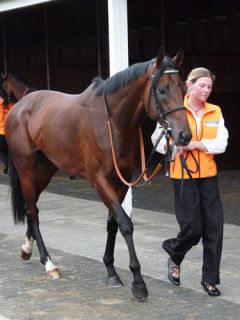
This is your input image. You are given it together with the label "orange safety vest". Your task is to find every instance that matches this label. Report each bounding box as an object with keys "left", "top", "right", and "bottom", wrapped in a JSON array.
[
  {"left": 0, "top": 100, "right": 14, "bottom": 135},
  {"left": 170, "top": 96, "right": 222, "bottom": 179}
]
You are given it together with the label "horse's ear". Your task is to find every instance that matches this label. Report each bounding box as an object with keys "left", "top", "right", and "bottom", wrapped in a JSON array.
[
  {"left": 156, "top": 47, "right": 165, "bottom": 68},
  {"left": 173, "top": 49, "right": 184, "bottom": 66}
]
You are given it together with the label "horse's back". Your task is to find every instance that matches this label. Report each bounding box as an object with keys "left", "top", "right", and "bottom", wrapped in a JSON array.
[
  {"left": 5, "top": 87, "right": 104, "bottom": 176},
  {"left": 12, "top": 90, "right": 78, "bottom": 112},
  {"left": 5, "top": 90, "right": 80, "bottom": 147},
  {"left": 6, "top": 90, "right": 85, "bottom": 128}
]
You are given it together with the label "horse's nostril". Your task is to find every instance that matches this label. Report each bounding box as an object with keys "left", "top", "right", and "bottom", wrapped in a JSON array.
[
  {"left": 178, "top": 131, "right": 185, "bottom": 144},
  {"left": 178, "top": 131, "right": 191, "bottom": 146}
]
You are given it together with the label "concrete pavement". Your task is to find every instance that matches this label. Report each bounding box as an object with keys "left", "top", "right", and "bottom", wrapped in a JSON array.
[{"left": 0, "top": 183, "right": 240, "bottom": 319}]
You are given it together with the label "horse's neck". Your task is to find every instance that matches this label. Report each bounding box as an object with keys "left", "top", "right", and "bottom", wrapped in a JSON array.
[
  {"left": 12, "top": 81, "right": 28, "bottom": 100},
  {"left": 111, "top": 83, "right": 146, "bottom": 134},
  {"left": 107, "top": 86, "right": 146, "bottom": 156}
]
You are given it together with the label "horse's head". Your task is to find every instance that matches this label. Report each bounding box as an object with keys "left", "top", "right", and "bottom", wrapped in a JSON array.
[
  {"left": 1, "top": 72, "right": 28, "bottom": 102},
  {"left": 1, "top": 73, "right": 9, "bottom": 92},
  {"left": 1, "top": 73, "right": 15, "bottom": 100},
  {"left": 145, "top": 50, "right": 192, "bottom": 146}
]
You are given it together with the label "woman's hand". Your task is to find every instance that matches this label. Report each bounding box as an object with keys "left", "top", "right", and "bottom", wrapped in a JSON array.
[{"left": 184, "top": 141, "right": 207, "bottom": 152}]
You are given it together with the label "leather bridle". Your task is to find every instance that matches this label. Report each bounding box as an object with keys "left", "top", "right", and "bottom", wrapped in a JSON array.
[
  {"left": 146, "top": 62, "right": 186, "bottom": 133},
  {"left": 103, "top": 61, "right": 187, "bottom": 187}
]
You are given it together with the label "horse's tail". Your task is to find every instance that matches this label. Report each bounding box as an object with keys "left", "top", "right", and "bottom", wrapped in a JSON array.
[{"left": 9, "top": 157, "right": 27, "bottom": 224}]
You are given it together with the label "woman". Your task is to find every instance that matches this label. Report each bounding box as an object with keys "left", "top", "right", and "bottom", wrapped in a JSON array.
[
  {"left": 151, "top": 67, "right": 228, "bottom": 296},
  {"left": 0, "top": 89, "right": 13, "bottom": 174}
]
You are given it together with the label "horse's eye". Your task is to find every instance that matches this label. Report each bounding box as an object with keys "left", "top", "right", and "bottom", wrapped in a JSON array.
[{"left": 158, "top": 87, "right": 166, "bottom": 95}]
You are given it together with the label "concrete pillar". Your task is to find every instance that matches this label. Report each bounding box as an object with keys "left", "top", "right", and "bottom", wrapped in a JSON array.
[
  {"left": 107, "top": 0, "right": 132, "bottom": 217},
  {"left": 108, "top": 0, "right": 128, "bottom": 75}
]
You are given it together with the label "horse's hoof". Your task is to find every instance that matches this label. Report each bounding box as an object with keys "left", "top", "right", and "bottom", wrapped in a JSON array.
[
  {"left": 47, "top": 268, "right": 61, "bottom": 280},
  {"left": 106, "top": 275, "right": 123, "bottom": 288},
  {"left": 19, "top": 247, "right": 32, "bottom": 260},
  {"left": 131, "top": 282, "right": 148, "bottom": 301}
]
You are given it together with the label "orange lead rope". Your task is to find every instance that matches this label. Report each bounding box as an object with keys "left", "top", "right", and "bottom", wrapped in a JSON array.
[{"left": 107, "top": 120, "right": 162, "bottom": 187}]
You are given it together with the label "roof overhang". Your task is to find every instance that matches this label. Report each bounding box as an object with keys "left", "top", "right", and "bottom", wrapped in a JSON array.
[{"left": 0, "top": 0, "right": 58, "bottom": 13}]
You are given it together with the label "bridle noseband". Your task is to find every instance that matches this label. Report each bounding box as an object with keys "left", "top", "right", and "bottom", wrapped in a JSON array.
[{"left": 146, "top": 64, "right": 186, "bottom": 133}]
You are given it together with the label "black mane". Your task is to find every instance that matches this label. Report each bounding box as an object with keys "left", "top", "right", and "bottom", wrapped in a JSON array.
[
  {"left": 92, "top": 59, "right": 155, "bottom": 96},
  {"left": 92, "top": 55, "right": 180, "bottom": 96}
]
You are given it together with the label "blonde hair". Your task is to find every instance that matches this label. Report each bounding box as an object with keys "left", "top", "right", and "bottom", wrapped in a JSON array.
[{"left": 186, "top": 67, "right": 215, "bottom": 85}]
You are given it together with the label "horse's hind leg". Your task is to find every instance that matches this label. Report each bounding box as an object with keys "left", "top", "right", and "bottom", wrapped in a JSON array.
[
  {"left": 103, "top": 213, "right": 123, "bottom": 287},
  {"left": 30, "top": 209, "right": 61, "bottom": 279},
  {"left": 29, "top": 169, "right": 61, "bottom": 279},
  {"left": 19, "top": 217, "right": 34, "bottom": 260},
  {"left": 13, "top": 153, "right": 61, "bottom": 279}
]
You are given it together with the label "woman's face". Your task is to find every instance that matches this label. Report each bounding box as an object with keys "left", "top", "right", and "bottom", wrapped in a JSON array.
[{"left": 188, "top": 77, "right": 213, "bottom": 102}]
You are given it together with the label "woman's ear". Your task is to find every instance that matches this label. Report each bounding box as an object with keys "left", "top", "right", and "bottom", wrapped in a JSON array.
[{"left": 186, "top": 81, "right": 193, "bottom": 93}]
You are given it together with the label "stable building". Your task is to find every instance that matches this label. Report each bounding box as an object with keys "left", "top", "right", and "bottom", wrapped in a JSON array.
[{"left": 0, "top": 0, "right": 239, "bottom": 168}]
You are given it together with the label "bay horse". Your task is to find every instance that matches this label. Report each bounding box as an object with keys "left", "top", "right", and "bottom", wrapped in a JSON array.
[
  {"left": 1, "top": 73, "right": 77, "bottom": 179},
  {"left": 1, "top": 72, "right": 36, "bottom": 102},
  {"left": 5, "top": 51, "right": 191, "bottom": 300}
]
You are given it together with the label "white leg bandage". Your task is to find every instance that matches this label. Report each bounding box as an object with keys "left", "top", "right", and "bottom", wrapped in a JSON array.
[
  {"left": 45, "top": 257, "right": 57, "bottom": 272},
  {"left": 21, "top": 237, "right": 34, "bottom": 254}
]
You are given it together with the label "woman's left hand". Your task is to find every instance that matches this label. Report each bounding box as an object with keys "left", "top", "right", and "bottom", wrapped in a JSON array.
[{"left": 184, "top": 141, "right": 198, "bottom": 151}]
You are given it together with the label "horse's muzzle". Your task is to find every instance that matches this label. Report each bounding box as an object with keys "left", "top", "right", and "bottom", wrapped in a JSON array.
[{"left": 177, "top": 130, "right": 192, "bottom": 146}]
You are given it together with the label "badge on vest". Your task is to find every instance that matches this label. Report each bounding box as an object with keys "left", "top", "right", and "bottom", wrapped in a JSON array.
[{"left": 205, "top": 120, "right": 219, "bottom": 126}]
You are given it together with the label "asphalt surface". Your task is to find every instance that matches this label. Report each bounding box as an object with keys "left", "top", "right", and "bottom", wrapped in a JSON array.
[
  {"left": 0, "top": 166, "right": 240, "bottom": 320},
  {"left": 1, "top": 232, "right": 240, "bottom": 320}
]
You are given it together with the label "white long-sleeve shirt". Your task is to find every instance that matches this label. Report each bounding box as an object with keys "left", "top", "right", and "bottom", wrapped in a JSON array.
[{"left": 151, "top": 112, "right": 228, "bottom": 155}]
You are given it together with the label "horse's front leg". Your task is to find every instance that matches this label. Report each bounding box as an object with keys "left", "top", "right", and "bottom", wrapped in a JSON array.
[
  {"left": 97, "top": 178, "right": 148, "bottom": 300},
  {"left": 114, "top": 203, "right": 148, "bottom": 300},
  {"left": 103, "top": 212, "right": 123, "bottom": 287},
  {"left": 28, "top": 210, "right": 61, "bottom": 280}
]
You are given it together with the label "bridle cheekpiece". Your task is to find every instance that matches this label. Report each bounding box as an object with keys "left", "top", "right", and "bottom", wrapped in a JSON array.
[{"left": 147, "top": 62, "right": 186, "bottom": 135}]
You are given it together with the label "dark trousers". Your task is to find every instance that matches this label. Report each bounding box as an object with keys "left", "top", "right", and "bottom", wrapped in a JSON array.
[{"left": 162, "top": 176, "right": 223, "bottom": 284}]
